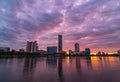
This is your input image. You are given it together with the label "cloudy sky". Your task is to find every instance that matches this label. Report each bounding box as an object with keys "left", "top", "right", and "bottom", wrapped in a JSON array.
[{"left": 0, "top": 0, "right": 120, "bottom": 53}]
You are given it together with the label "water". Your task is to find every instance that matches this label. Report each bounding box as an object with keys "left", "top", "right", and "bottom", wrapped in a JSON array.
[{"left": 0, "top": 56, "right": 120, "bottom": 82}]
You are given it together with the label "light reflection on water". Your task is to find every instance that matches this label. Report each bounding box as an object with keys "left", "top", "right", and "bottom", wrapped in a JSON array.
[{"left": 0, "top": 56, "right": 120, "bottom": 82}]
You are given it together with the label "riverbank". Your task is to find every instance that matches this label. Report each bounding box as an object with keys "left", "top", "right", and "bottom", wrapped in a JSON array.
[{"left": 0, "top": 53, "right": 120, "bottom": 58}]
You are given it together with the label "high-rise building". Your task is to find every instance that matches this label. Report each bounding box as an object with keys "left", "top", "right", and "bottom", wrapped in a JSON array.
[
  {"left": 47, "top": 46, "right": 57, "bottom": 54},
  {"left": 58, "top": 35, "right": 62, "bottom": 52},
  {"left": 74, "top": 43, "right": 80, "bottom": 52},
  {"left": 85, "top": 48, "right": 91, "bottom": 55},
  {"left": 26, "top": 41, "right": 38, "bottom": 53}
]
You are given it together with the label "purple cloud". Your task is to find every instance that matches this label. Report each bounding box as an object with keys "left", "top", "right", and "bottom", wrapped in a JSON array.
[{"left": 0, "top": 0, "right": 120, "bottom": 53}]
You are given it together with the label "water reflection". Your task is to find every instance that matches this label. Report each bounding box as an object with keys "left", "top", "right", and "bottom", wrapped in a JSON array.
[
  {"left": 58, "top": 57, "right": 64, "bottom": 82},
  {"left": 76, "top": 57, "right": 81, "bottom": 72},
  {"left": 23, "top": 57, "right": 37, "bottom": 82},
  {"left": 46, "top": 57, "right": 57, "bottom": 68},
  {"left": 0, "top": 57, "right": 120, "bottom": 82},
  {"left": 86, "top": 56, "right": 92, "bottom": 70}
]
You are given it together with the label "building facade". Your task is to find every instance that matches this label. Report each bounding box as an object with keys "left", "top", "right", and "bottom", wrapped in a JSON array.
[
  {"left": 85, "top": 48, "right": 91, "bottom": 55},
  {"left": 26, "top": 41, "right": 38, "bottom": 53},
  {"left": 74, "top": 43, "right": 80, "bottom": 52},
  {"left": 47, "top": 46, "right": 57, "bottom": 54}
]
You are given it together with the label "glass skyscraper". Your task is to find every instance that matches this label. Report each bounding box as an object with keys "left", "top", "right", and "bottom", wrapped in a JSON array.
[
  {"left": 58, "top": 35, "right": 62, "bottom": 52},
  {"left": 74, "top": 43, "right": 80, "bottom": 52},
  {"left": 47, "top": 46, "right": 57, "bottom": 54},
  {"left": 85, "top": 48, "right": 91, "bottom": 55}
]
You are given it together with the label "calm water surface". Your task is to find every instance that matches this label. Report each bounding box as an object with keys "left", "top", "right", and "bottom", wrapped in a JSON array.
[{"left": 0, "top": 56, "right": 120, "bottom": 82}]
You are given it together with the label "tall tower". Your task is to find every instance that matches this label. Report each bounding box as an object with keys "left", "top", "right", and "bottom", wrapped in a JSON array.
[
  {"left": 74, "top": 43, "right": 80, "bottom": 52},
  {"left": 26, "top": 41, "right": 32, "bottom": 53},
  {"left": 58, "top": 35, "right": 62, "bottom": 52}
]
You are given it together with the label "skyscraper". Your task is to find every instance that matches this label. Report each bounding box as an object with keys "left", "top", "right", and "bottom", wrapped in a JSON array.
[
  {"left": 85, "top": 48, "right": 91, "bottom": 55},
  {"left": 26, "top": 41, "right": 38, "bottom": 53},
  {"left": 58, "top": 35, "right": 62, "bottom": 52},
  {"left": 74, "top": 43, "right": 80, "bottom": 52}
]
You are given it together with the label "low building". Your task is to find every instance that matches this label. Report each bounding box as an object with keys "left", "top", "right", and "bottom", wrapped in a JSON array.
[
  {"left": 37, "top": 50, "right": 47, "bottom": 55},
  {"left": 69, "top": 50, "right": 76, "bottom": 55},
  {"left": 0, "top": 47, "right": 10, "bottom": 52},
  {"left": 117, "top": 50, "right": 120, "bottom": 55},
  {"left": 19, "top": 49, "right": 25, "bottom": 52},
  {"left": 47, "top": 46, "right": 57, "bottom": 54},
  {"left": 85, "top": 48, "right": 91, "bottom": 56}
]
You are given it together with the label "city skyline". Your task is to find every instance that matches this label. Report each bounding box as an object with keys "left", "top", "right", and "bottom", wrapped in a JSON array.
[{"left": 0, "top": 0, "right": 120, "bottom": 53}]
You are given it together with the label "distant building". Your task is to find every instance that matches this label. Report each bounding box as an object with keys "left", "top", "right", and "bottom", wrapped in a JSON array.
[
  {"left": 74, "top": 43, "right": 80, "bottom": 52},
  {"left": 69, "top": 50, "right": 72, "bottom": 55},
  {"left": 97, "top": 51, "right": 102, "bottom": 55},
  {"left": 85, "top": 48, "right": 91, "bottom": 55},
  {"left": 26, "top": 41, "right": 38, "bottom": 53},
  {"left": 102, "top": 52, "right": 105, "bottom": 55},
  {"left": 81, "top": 51, "right": 85, "bottom": 55},
  {"left": 58, "top": 35, "right": 62, "bottom": 52},
  {"left": 69, "top": 50, "right": 76, "bottom": 55},
  {"left": 117, "top": 50, "right": 120, "bottom": 55},
  {"left": 37, "top": 50, "right": 47, "bottom": 55},
  {"left": 19, "top": 49, "right": 25, "bottom": 52},
  {"left": 47, "top": 46, "right": 57, "bottom": 54},
  {"left": 0, "top": 47, "right": 10, "bottom": 52}
]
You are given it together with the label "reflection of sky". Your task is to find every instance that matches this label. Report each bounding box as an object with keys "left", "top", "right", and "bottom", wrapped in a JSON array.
[
  {"left": 0, "top": 57, "right": 120, "bottom": 82},
  {"left": 0, "top": 0, "right": 120, "bottom": 53}
]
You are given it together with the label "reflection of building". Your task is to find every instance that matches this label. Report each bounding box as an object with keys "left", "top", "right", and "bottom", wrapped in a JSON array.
[
  {"left": 26, "top": 41, "right": 38, "bottom": 53},
  {"left": 86, "top": 56, "right": 92, "bottom": 70},
  {"left": 76, "top": 57, "right": 81, "bottom": 72},
  {"left": 0, "top": 47, "right": 10, "bottom": 52},
  {"left": 24, "top": 58, "right": 37, "bottom": 71},
  {"left": 74, "top": 43, "right": 80, "bottom": 52},
  {"left": 23, "top": 58, "right": 37, "bottom": 82},
  {"left": 46, "top": 57, "right": 57, "bottom": 67},
  {"left": 58, "top": 35, "right": 62, "bottom": 52},
  {"left": 47, "top": 46, "right": 57, "bottom": 54},
  {"left": 85, "top": 48, "right": 91, "bottom": 55},
  {"left": 58, "top": 57, "right": 64, "bottom": 82}
]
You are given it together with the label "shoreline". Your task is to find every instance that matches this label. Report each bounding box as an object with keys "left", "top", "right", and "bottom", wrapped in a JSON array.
[{"left": 0, "top": 54, "right": 120, "bottom": 58}]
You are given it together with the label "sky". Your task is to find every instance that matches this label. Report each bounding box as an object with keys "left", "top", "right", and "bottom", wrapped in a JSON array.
[{"left": 0, "top": 0, "right": 120, "bottom": 53}]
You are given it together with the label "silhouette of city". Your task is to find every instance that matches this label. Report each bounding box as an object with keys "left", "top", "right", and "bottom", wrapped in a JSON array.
[{"left": 0, "top": 35, "right": 120, "bottom": 56}]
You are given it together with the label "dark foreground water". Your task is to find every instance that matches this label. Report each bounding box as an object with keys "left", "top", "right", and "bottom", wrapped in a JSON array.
[{"left": 0, "top": 56, "right": 120, "bottom": 82}]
